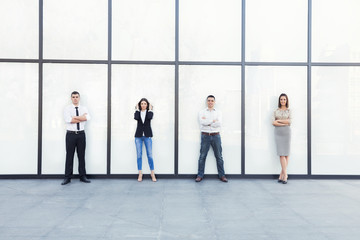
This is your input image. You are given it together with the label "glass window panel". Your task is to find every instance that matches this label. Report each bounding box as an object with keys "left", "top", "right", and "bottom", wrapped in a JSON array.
[
  {"left": 246, "top": 0, "right": 307, "bottom": 62},
  {"left": 0, "top": 0, "right": 38, "bottom": 59},
  {"left": 179, "top": 0, "right": 241, "bottom": 61},
  {"left": 245, "top": 66, "right": 307, "bottom": 174},
  {"left": 43, "top": 0, "right": 107, "bottom": 60},
  {"left": 0, "top": 63, "right": 38, "bottom": 174},
  {"left": 313, "top": 0, "right": 360, "bottom": 62},
  {"left": 112, "top": 0, "right": 175, "bottom": 61},
  {"left": 179, "top": 66, "right": 241, "bottom": 174},
  {"left": 312, "top": 67, "right": 360, "bottom": 174},
  {"left": 111, "top": 65, "right": 174, "bottom": 174},
  {"left": 42, "top": 64, "right": 107, "bottom": 174}
]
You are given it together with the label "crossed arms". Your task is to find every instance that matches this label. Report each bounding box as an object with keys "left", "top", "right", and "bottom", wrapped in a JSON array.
[
  {"left": 71, "top": 113, "right": 88, "bottom": 123},
  {"left": 272, "top": 119, "right": 290, "bottom": 126}
]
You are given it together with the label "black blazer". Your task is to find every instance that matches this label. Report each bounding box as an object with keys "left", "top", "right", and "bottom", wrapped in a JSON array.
[{"left": 134, "top": 110, "right": 153, "bottom": 137}]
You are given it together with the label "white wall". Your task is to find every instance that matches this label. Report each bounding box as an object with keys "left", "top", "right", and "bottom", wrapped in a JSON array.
[
  {"left": 0, "top": 63, "right": 38, "bottom": 174},
  {"left": 312, "top": 67, "right": 360, "bottom": 174},
  {"left": 42, "top": 64, "right": 108, "bottom": 174},
  {"left": 179, "top": 66, "right": 242, "bottom": 175},
  {"left": 111, "top": 65, "right": 175, "bottom": 174},
  {"left": 0, "top": 0, "right": 38, "bottom": 59},
  {"left": 245, "top": 66, "right": 308, "bottom": 174},
  {"left": 0, "top": 0, "right": 360, "bottom": 176}
]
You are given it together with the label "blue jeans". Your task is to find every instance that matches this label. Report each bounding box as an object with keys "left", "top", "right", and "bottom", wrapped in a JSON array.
[
  {"left": 197, "top": 134, "right": 225, "bottom": 178},
  {"left": 135, "top": 137, "right": 154, "bottom": 171}
]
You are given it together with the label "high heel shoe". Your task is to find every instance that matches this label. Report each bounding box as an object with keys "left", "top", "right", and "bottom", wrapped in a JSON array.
[
  {"left": 151, "top": 173, "right": 157, "bottom": 182},
  {"left": 282, "top": 175, "right": 288, "bottom": 184},
  {"left": 137, "top": 174, "right": 143, "bottom": 182}
]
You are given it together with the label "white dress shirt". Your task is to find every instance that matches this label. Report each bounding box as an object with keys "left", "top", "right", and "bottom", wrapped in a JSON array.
[
  {"left": 64, "top": 104, "right": 91, "bottom": 131},
  {"left": 140, "top": 110, "right": 146, "bottom": 123},
  {"left": 198, "top": 108, "right": 222, "bottom": 133}
]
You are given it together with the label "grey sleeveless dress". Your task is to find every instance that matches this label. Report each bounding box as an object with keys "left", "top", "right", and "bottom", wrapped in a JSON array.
[{"left": 272, "top": 109, "right": 292, "bottom": 156}]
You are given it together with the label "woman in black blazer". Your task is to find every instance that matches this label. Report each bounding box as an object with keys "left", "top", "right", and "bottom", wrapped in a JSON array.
[{"left": 134, "top": 98, "right": 156, "bottom": 182}]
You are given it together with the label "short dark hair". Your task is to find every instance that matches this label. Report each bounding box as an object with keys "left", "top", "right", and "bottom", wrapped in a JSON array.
[
  {"left": 138, "top": 98, "right": 150, "bottom": 111},
  {"left": 71, "top": 91, "right": 80, "bottom": 97},
  {"left": 278, "top": 93, "right": 289, "bottom": 108},
  {"left": 207, "top": 95, "right": 215, "bottom": 100}
]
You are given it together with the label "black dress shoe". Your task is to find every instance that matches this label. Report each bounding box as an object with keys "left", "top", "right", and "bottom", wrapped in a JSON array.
[
  {"left": 195, "top": 177, "right": 203, "bottom": 182},
  {"left": 220, "top": 176, "right": 228, "bottom": 183},
  {"left": 80, "top": 176, "right": 91, "bottom": 183},
  {"left": 61, "top": 178, "right": 71, "bottom": 185},
  {"left": 277, "top": 179, "right": 283, "bottom": 183}
]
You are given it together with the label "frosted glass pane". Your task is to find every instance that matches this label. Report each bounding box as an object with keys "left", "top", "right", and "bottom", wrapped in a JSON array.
[
  {"left": 312, "top": 67, "right": 360, "bottom": 174},
  {"left": 112, "top": 0, "right": 174, "bottom": 61},
  {"left": 179, "top": 66, "right": 241, "bottom": 175},
  {"left": 313, "top": 0, "right": 360, "bottom": 62},
  {"left": 179, "top": 0, "right": 241, "bottom": 61},
  {"left": 246, "top": 0, "right": 307, "bottom": 62},
  {"left": 43, "top": 0, "right": 107, "bottom": 60},
  {"left": 42, "top": 64, "right": 107, "bottom": 174},
  {"left": 0, "top": 0, "right": 38, "bottom": 59},
  {"left": 245, "top": 66, "right": 307, "bottom": 174},
  {"left": 0, "top": 63, "right": 38, "bottom": 174},
  {"left": 111, "top": 65, "right": 174, "bottom": 174}
]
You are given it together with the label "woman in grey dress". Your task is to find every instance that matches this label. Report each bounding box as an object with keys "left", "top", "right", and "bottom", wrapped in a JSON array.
[{"left": 272, "top": 93, "right": 292, "bottom": 184}]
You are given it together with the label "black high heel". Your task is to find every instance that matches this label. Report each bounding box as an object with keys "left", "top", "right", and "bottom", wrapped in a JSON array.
[{"left": 282, "top": 175, "right": 288, "bottom": 184}]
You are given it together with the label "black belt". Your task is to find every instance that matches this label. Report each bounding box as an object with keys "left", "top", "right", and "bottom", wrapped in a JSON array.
[
  {"left": 201, "top": 132, "right": 219, "bottom": 136},
  {"left": 67, "top": 130, "right": 84, "bottom": 134}
]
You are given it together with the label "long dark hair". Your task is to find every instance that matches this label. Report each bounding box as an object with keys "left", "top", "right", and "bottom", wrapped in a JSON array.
[
  {"left": 138, "top": 98, "right": 150, "bottom": 111},
  {"left": 278, "top": 93, "right": 289, "bottom": 108}
]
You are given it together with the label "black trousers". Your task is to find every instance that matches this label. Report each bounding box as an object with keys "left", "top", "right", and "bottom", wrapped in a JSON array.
[{"left": 65, "top": 131, "right": 87, "bottom": 178}]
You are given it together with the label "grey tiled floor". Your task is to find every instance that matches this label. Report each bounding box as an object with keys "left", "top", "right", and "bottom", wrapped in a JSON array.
[{"left": 1, "top": 178, "right": 360, "bottom": 240}]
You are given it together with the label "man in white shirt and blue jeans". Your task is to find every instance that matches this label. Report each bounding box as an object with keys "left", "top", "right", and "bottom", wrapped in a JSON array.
[
  {"left": 61, "top": 91, "right": 91, "bottom": 185},
  {"left": 195, "top": 95, "right": 228, "bottom": 183}
]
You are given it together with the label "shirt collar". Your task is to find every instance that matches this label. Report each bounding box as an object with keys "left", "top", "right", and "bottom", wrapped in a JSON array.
[
  {"left": 206, "top": 108, "right": 216, "bottom": 111},
  {"left": 72, "top": 104, "right": 81, "bottom": 108}
]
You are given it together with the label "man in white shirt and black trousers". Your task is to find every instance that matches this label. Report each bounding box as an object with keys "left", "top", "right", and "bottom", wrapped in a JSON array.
[
  {"left": 61, "top": 91, "right": 91, "bottom": 185},
  {"left": 195, "top": 95, "right": 228, "bottom": 183}
]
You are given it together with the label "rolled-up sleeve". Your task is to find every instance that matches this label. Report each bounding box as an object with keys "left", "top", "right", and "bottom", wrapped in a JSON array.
[
  {"left": 271, "top": 110, "right": 276, "bottom": 123},
  {"left": 83, "top": 107, "right": 91, "bottom": 121},
  {"left": 288, "top": 109, "right": 292, "bottom": 125},
  {"left": 211, "top": 111, "right": 222, "bottom": 128},
  {"left": 64, "top": 107, "right": 72, "bottom": 123},
  {"left": 199, "top": 110, "right": 212, "bottom": 126}
]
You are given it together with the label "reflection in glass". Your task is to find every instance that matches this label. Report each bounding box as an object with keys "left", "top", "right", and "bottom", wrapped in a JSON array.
[
  {"left": 179, "top": 0, "right": 241, "bottom": 61},
  {"left": 246, "top": 0, "right": 307, "bottom": 62},
  {"left": 111, "top": 65, "right": 174, "bottom": 174},
  {"left": 313, "top": 0, "right": 360, "bottom": 62},
  {"left": 42, "top": 64, "right": 107, "bottom": 174},
  {"left": 0, "top": 63, "right": 38, "bottom": 174},
  {"left": 112, "top": 0, "right": 174, "bottom": 60},
  {"left": 0, "top": 0, "right": 38, "bottom": 59},
  {"left": 43, "top": 0, "right": 107, "bottom": 60},
  {"left": 312, "top": 67, "right": 360, "bottom": 174},
  {"left": 179, "top": 66, "right": 241, "bottom": 174},
  {"left": 245, "top": 66, "right": 307, "bottom": 174}
]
